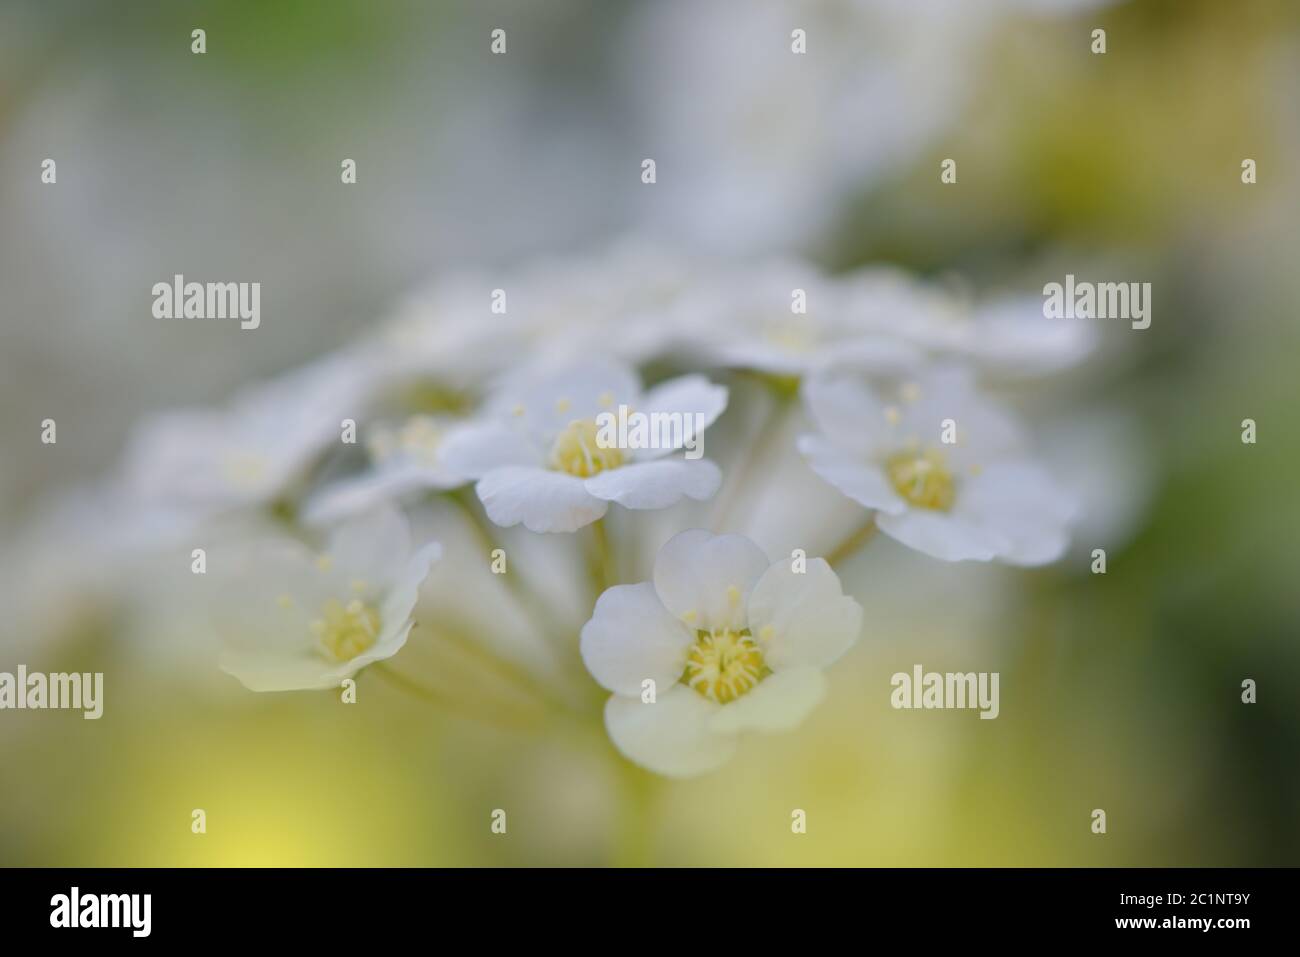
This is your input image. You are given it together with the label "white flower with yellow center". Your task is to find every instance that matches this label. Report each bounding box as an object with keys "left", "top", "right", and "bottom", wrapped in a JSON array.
[
  {"left": 122, "top": 350, "right": 379, "bottom": 513},
  {"left": 442, "top": 358, "right": 728, "bottom": 533},
  {"left": 216, "top": 507, "right": 441, "bottom": 691},
  {"left": 840, "top": 269, "right": 1097, "bottom": 377},
  {"left": 302, "top": 414, "right": 473, "bottom": 524},
  {"left": 691, "top": 261, "right": 1094, "bottom": 379},
  {"left": 798, "top": 365, "right": 1077, "bottom": 564},
  {"left": 580, "top": 530, "right": 863, "bottom": 777}
]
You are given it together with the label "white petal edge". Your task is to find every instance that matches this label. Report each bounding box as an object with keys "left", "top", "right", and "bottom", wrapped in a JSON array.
[
  {"left": 747, "top": 558, "right": 863, "bottom": 670},
  {"left": 634, "top": 374, "right": 729, "bottom": 459},
  {"left": 604, "top": 686, "right": 737, "bottom": 778},
  {"left": 476, "top": 466, "right": 608, "bottom": 533},
  {"left": 709, "top": 667, "right": 827, "bottom": 734},
  {"left": 583, "top": 458, "right": 721, "bottom": 509},
  {"left": 580, "top": 583, "right": 695, "bottom": 697},
  {"left": 652, "top": 529, "right": 771, "bottom": 632}
]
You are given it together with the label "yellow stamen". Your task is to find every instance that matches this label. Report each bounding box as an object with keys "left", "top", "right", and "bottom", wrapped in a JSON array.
[
  {"left": 547, "top": 419, "right": 624, "bottom": 478},
  {"left": 683, "top": 629, "right": 769, "bottom": 704},
  {"left": 311, "top": 597, "right": 382, "bottom": 663},
  {"left": 885, "top": 448, "right": 956, "bottom": 511}
]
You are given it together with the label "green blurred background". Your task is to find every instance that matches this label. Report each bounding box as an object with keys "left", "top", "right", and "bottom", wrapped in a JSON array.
[{"left": 1, "top": 0, "right": 1297, "bottom": 865}]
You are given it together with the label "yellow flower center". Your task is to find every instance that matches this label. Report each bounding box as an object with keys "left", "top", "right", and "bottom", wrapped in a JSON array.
[
  {"left": 310, "top": 598, "right": 381, "bottom": 662},
  {"left": 548, "top": 418, "right": 624, "bottom": 478},
  {"left": 885, "top": 448, "right": 956, "bottom": 511},
  {"left": 369, "top": 415, "right": 444, "bottom": 468},
  {"left": 763, "top": 317, "right": 817, "bottom": 355},
  {"left": 683, "top": 629, "right": 769, "bottom": 704}
]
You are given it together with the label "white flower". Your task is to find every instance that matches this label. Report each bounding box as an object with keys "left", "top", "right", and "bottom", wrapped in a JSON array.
[
  {"left": 685, "top": 261, "right": 1092, "bottom": 380},
  {"left": 688, "top": 258, "right": 878, "bottom": 377},
  {"left": 504, "top": 239, "right": 707, "bottom": 365},
  {"left": 122, "top": 350, "right": 379, "bottom": 514},
  {"left": 580, "top": 530, "right": 863, "bottom": 777},
  {"left": 442, "top": 358, "right": 728, "bottom": 533},
  {"left": 623, "top": 0, "right": 1119, "bottom": 253},
  {"left": 799, "top": 365, "right": 1077, "bottom": 564},
  {"left": 216, "top": 507, "right": 440, "bottom": 692},
  {"left": 370, "top": 240, "right": 707, "bottom": 387},
  {"left": 302, "top": 414, "right": 472, "bottom": 525},
  {"left": 840, "top": 270, "right": 1097, "bottom": 376}
]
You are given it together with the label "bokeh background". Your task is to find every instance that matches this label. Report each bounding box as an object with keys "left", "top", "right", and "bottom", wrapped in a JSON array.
[{"left": 1, "top": 0, "right": 1298, "bottom": 866}]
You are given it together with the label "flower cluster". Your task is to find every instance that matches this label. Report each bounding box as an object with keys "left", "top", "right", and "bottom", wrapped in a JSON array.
[{"left": 10, "top": 241, "right": 1095, "bottom": 777}]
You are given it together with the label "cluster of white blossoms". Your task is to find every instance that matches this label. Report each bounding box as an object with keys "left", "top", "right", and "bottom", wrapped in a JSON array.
[{"left": 7, "top": 240, "right": 1102, "bottom": 777}]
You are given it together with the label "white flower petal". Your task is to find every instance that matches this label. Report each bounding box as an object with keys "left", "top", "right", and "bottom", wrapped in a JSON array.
[
  {"left": 875, "top": 508, "right": 1006, "bottom": 563},
  {"left": 583, "top": 458, "right": 721, "bottom": 510},
  {"left": 957, "top": 462, "right": 1075, "bottom": 566},
  {"left": 324, "top": 505, "right": 412, "bottom": 589},
  {"left": 476, "top": 466, "right": 608, "bottom": 533},
  {"left": 892, "top": 365, "right": 1024, "bottom": 469},
  {"left": 709, "top": 667, "right": 827, "bottom": 734},
  {"left": 807, "top": 336, "right": 923, "bottom": 379},
  {"left": 580, "top": 583, "right": 695, "bottom": 696},
  {"left": 802, "top": 370, "right": 890, "bottom": 454},
  {"left": 797, "top": 435, "right": 907, "bottom": 515},
  {"left": 966, "top": 294, "right": 1098, "bottom": 375},
  {"left": 490, "top": 357, "right": 642, "bottom": 439},
  {"left": 653, "top": 529, "right": 770, "bottom": 631},
  {"left": 302, "top": 464, "right": 462, "bottom": 526},
  {"left": 604, "top": 686, "right": 736, "bottom": 778},
  {"left": 220, "top": 648, "right": 361, "bottom": 693},
  {"left": 747, "top": 559, "right": 862, "bottom": 669},
  {"left": 634, "top": 374, "right": 729, "bottom": 458},
  {"left": 376, "top": 541, "right": 443, "bottom": 640},
  {"left": 438, "top": 421, "right": 540, "bottom": 477}
]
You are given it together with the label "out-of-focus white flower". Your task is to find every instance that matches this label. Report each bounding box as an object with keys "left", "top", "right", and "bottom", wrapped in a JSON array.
[
  {"left": 1037, "top": 408, "right": 1154, "bottom": 561},
  {"left": 686, "top": 259, "right": 883, "bottom": 377},
  {"left": 443, "top": 358, "right": 728, "bottom": 533},
  {"left": 505, "top": 239, "right": 706, "bottom": 364},
  {"left": 799, "top": 365, "right": 1077, "bottom": 564},
  {"left": 121, "top": 350, "right": 379, "bottom": 514},
  {"left": 684, "top": 261, "right": 1094, "bottom": 379},
  {"left": 840, "top": 270, "right": 1097, "bottom": 376},
  {"left": 624, "top": 0, "right": 1121, "bottom": 253},
  {"left": 302, "top": 414, "right": 473, "bottom": 525},
  {"left": 216, "top": 507, "right": 440, "bottom": 692},
  {"left": 580, "top": 529, "right": 862, "bottom": 777},
  {"left": 370, "top": 240, "right": 708, "bottom": 390}
]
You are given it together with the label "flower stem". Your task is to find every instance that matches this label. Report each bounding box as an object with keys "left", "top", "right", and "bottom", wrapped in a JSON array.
[
  {"left": 367, "top": 660, "right": 539, "bottom": 731},
  {"left": 445, "top": 487, "right": 575, "bottom": 659},
  {"left": 825, "top": 515, "right": 879, "bottom": 568},
  {"left": 589, "top": 517, "right": 615, "bottom": 593}
]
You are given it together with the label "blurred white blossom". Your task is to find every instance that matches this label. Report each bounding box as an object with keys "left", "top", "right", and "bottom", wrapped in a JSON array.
[
  {"left": 216, "top": 507, "right": 440, "bottom": 692},
  {"left": 800, "top": 364, "right": 1077, "bottom": 564}
]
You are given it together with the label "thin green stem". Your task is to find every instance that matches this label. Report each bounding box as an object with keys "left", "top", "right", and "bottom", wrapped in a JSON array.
[
  {"left": 589, "top": 517, "right": 615, "bottom": 593},
  {"left": 825, "top": 515, "right": 879, "bottom": 568},
  {"left": 367, "top": 660, "right": 538, "bottom": 731},
  {"left": 445, "top": 488, "right": 575, "bottom": 659},
  {"left": 430, "top": 622, "right": 585, "bottom": 720}
]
